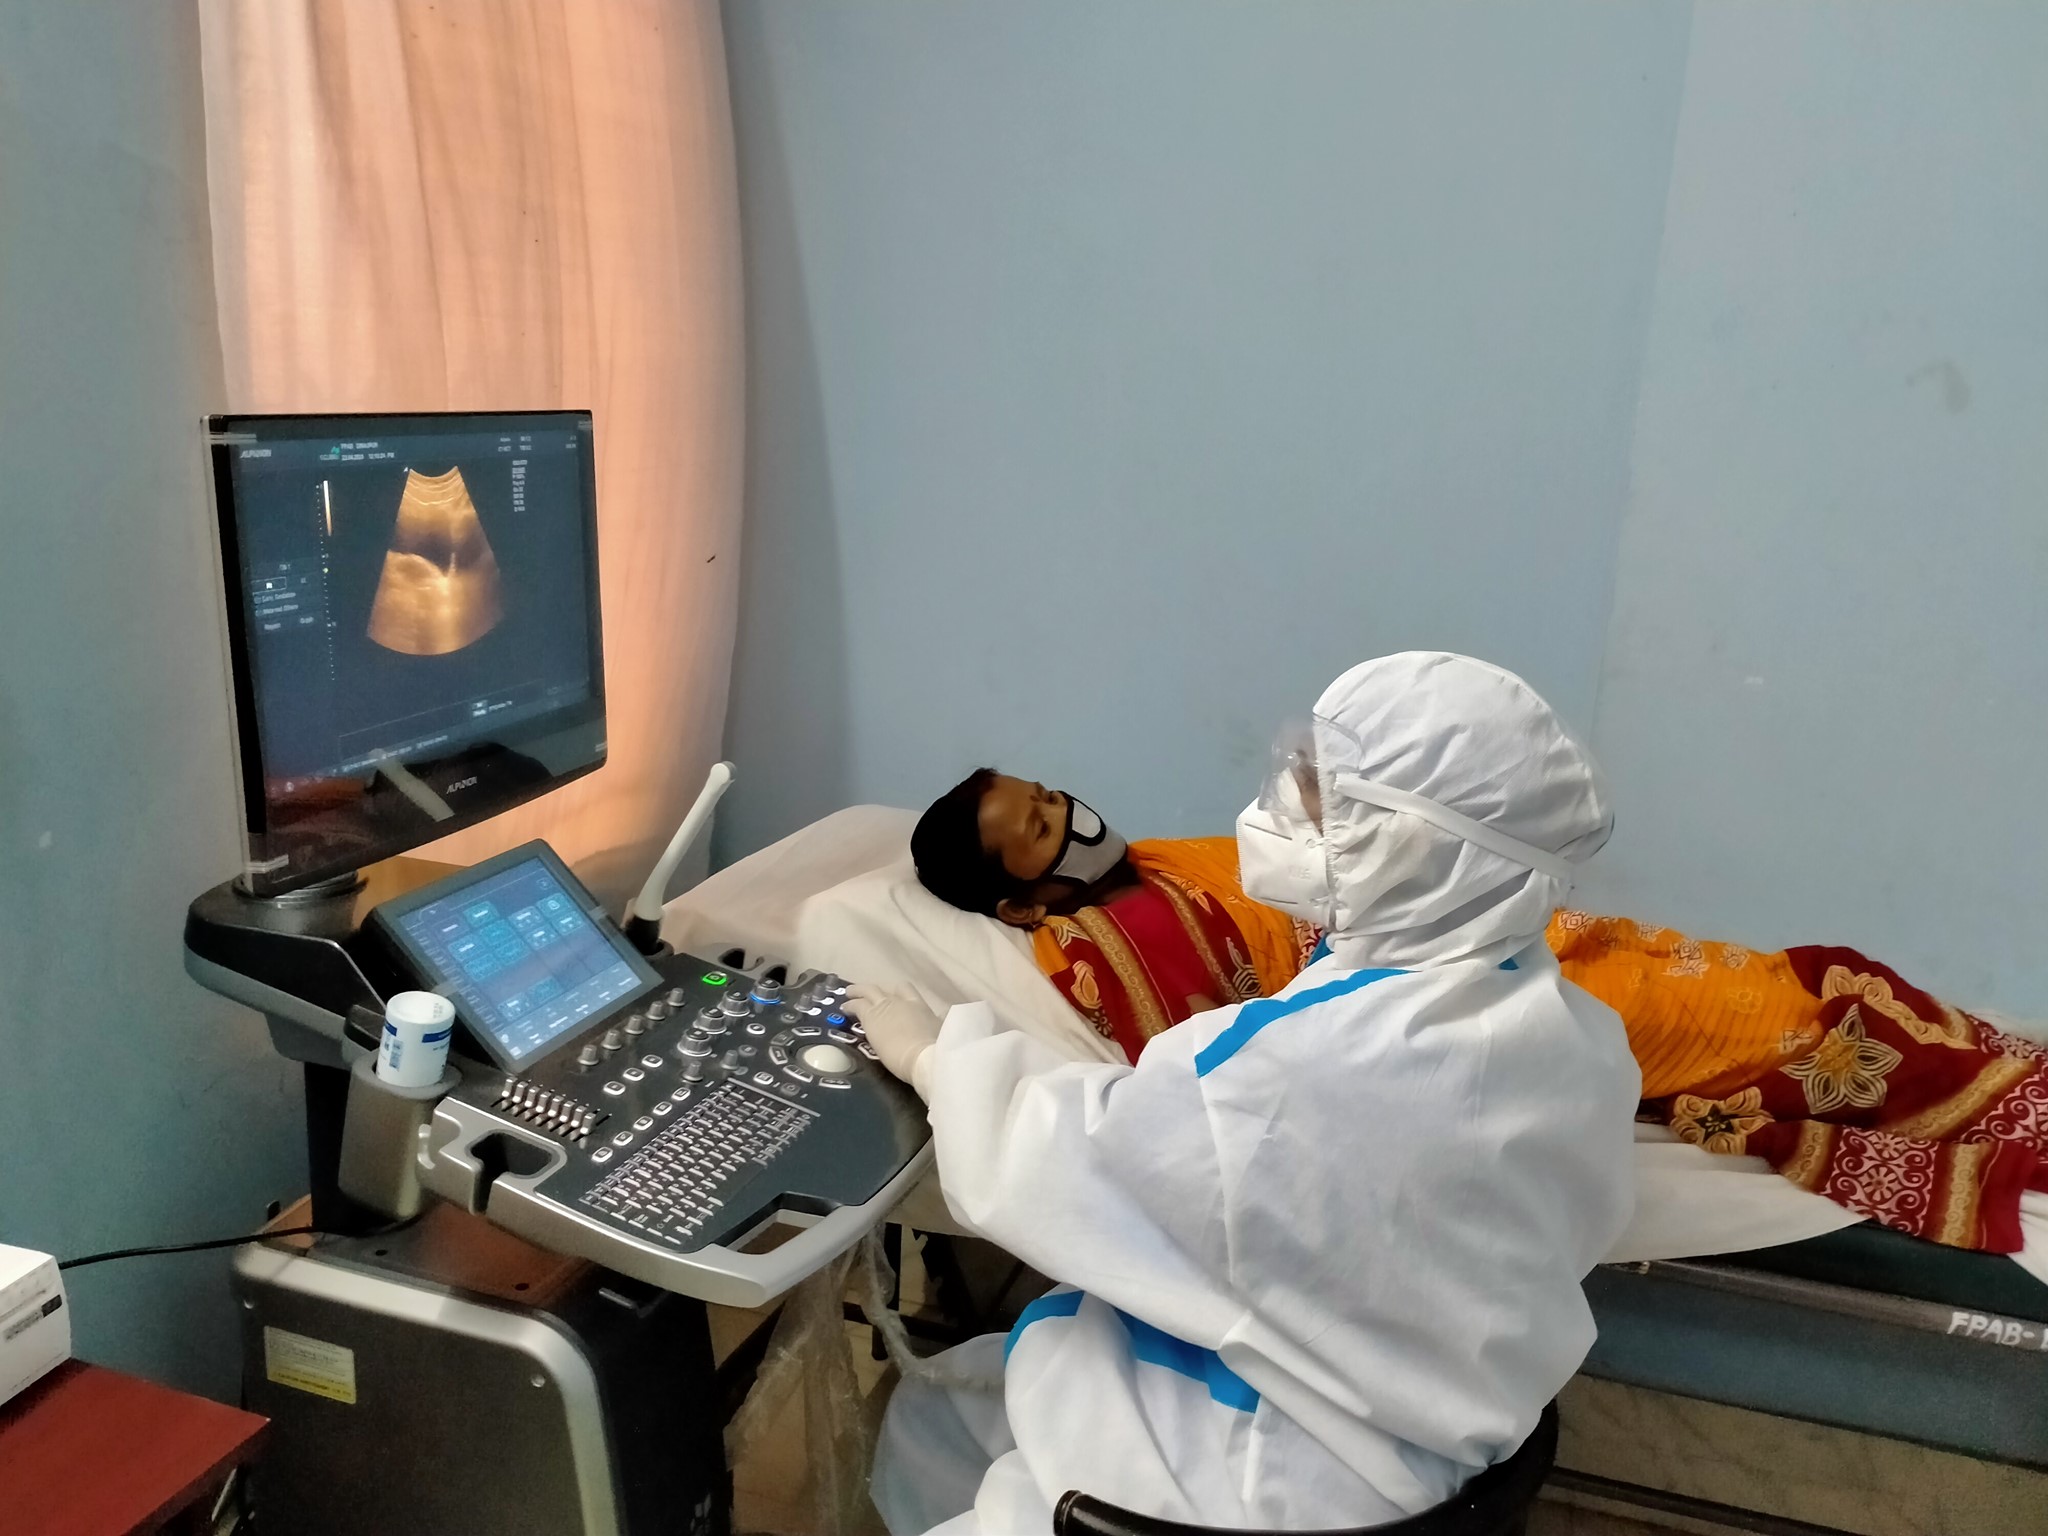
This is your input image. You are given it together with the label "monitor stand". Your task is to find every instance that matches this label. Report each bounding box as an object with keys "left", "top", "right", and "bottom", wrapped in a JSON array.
[
  {"left": 184, "top": 856, "right": 459, "bottom": 1231},
  {"left": 240, "top": 868, "right": 366, "bottom": 900}
]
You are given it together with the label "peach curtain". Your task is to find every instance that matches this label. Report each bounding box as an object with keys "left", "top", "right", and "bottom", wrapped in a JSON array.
[{"left": 197, "top": 0, "right": 743, "bottom": 900}]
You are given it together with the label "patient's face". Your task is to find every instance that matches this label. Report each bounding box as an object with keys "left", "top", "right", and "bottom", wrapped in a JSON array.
[{"left": 976, "top": 774, "right": 1068, "bottom": 882}]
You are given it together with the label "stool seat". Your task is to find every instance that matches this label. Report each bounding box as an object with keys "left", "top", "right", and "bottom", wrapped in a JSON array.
[{"left": 1054, "top": 1402, "right": 1556, "bottom": 1536}]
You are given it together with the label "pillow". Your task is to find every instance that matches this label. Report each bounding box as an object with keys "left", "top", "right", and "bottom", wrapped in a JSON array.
[
  {"left": 661, "top": 804, "right": 919, "bottom": 963},
  {"left": 794, "top": 859, "right": 1123, "bottom": 1066}
]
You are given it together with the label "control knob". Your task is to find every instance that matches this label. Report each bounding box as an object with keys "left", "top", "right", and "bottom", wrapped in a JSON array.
[
  {"left": 646, "top": 1000, "right": 672, "bottom": 1023},
  {"left": 623, "top": 1013, "right": 648, "bottom": 1037},
  {"left": 666, "top": 986, "right": 690, "bottom": 1008},
  {"left": 576, "top": 1043, "right": 602, "bottom": 1068},
  {"left": 601, "top": 1027, "right": 625, "bottom": 1052}
]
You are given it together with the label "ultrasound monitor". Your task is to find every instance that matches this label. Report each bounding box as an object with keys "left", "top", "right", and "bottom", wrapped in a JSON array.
[{"left": 207, "top": 411, "right": 605, "bottom": 895}]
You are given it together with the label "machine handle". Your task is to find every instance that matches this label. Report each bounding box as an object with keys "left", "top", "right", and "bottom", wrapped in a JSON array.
[
  {"left": 493, "top": 1149, "right": 932, "bottom": 1310},
  {"left": 421, "top": 1097, "right": 931, "bottom": 1309}
]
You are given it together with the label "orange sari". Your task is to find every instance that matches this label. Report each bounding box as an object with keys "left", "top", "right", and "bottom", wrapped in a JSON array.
[
  {"left": 1552, "top": 911, "right": 2047, "bottom": 1251},
  {"left": 1546, "top": 912, "right": 1826, "bottom": 1098}
]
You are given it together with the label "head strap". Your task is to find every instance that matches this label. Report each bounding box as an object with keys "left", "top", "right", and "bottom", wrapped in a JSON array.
[{"left": 1331, "top": 773, "right": 1575, "bottom": 883}]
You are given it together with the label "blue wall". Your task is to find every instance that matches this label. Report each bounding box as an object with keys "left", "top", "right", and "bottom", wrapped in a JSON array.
[
  {"left": 719, "top": 0, "right": 1695, "bottom": 856},
  {"left": 0, "top": 3, "right": 305, "bottom": 1396},
  {"left": 719, "top": 2, "right": 2048, "bottom": 1020},
  {"left": 1572, "top": 2, "right": 2048, "bottom": 1014}
]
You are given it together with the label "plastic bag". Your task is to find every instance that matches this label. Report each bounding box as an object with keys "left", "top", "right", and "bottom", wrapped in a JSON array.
[
  {"left": 855, "top": 1228, "right": 1003, "bottom": 1392},
  {"left": 726, "top": 1248, "right": 892, "bottom": 1536},
  {"left": 726, "top": 1231, "right": 1009, "bottom": 1533}
]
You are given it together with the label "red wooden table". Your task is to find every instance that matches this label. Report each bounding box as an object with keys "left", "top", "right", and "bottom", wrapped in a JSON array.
[{"left": 0, "top": 1360, "right": 267, "bottom": 1535}]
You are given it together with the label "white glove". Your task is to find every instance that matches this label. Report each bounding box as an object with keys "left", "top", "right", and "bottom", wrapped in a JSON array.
[{"left": 844, "top": 982, "right": 944, "bottom": 1098}]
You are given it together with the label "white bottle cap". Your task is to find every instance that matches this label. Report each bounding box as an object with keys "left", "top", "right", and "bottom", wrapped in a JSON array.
[{"left": 378, "top": 990, "right": 456, "bottom": 1088}]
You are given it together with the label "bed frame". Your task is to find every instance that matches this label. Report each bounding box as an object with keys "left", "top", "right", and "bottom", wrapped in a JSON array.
[{"left": 1585, "top": 1222, "right": 2048, "bottom": 1470}]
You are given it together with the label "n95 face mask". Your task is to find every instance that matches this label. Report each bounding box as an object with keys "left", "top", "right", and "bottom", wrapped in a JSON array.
[
  {"left": 1048, "top": 795, "right": 1128, "bottom": 888},
  {"left": 1236, "top": 797, "right": 1332, "bottom": 926}
]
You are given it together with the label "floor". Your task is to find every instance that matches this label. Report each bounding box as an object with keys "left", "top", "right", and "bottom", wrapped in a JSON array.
[
  {"left": 1528, "top": 1506, "right": 1673, "bottom": 1536},
  {"left": 1554, "top": 1376, "right": 2048, "bottom": 1536}
]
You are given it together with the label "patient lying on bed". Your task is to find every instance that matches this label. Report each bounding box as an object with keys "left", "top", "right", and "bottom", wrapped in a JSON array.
[
  {"left": 910, "top": 770, "right": 1317, "bottom": 1062},
  {"left": 911, "top": 769, "right": 2048, "bottom": 1255}
]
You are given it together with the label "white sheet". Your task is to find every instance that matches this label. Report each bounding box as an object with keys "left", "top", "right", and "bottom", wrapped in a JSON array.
[
  {"left": 1611, "top": 1126, "right": 1859, "bottom": 1260},
  {"left": 660, "top": 804, "right": 919, "bottom": 963},
  {"left": 664, "top": 806, "right": 2047, "bottom": 1282}
]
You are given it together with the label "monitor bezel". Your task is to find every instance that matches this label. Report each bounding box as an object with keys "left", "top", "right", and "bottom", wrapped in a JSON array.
[
  {"left": 206, "top": 409, "right": 607, "bottom": 896},
  {"left": 367, "top": 839, "right": 664, "bottom": 1072}
]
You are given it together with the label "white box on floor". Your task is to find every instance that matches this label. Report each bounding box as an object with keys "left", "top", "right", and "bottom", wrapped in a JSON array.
[{"left": 0, "top": 1243, "right": 69, "bottom": 1407}]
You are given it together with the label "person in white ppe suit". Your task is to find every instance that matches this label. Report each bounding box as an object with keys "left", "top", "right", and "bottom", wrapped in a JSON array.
[{"left": 856, "top": 652, "right": 1640, "bottom": 1534}]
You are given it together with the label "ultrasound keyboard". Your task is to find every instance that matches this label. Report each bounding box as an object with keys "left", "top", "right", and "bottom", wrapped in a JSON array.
[
  {"left": 379, "top": 842, "right": 932, "bottom": 1308},
  {"left": 580, "top": 1082, "right": 810, "bottom": 1248}
]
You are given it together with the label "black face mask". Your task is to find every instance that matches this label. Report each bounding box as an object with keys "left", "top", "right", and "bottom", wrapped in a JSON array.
[{"left": 1047, "top": 794, "right": 1128, "bottom": 888}]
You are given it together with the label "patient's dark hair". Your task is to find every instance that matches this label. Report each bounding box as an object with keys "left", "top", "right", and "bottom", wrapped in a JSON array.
[{"left": 912, "top": 767, "right": 1015, "bottom": 917}]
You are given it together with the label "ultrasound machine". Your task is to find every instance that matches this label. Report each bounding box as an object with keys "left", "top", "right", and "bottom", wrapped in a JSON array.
[{"left": 183, "top": 411, "right": 930, "bottom": 1535}]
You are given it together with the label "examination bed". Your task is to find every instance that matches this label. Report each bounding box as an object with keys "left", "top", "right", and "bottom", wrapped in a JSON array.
[
  {"left": 662, "top": 806, "right": 2048, "bottom": 1492},
  {"left": 1588, "top": 1225, "right": 2048, "bottom": 1471}
]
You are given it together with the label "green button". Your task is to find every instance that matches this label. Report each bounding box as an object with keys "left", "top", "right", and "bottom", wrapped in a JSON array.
[{"left": 702, "top": 971, "right": 728, "bottom": 986}]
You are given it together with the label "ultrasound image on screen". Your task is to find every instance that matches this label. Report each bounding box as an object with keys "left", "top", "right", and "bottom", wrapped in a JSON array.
[
  {"left": 365, "top": 466, "right": 506, "bottom": 657},
  {"left": 227, "top": 421, "right": 596, "bottom": 782}
]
